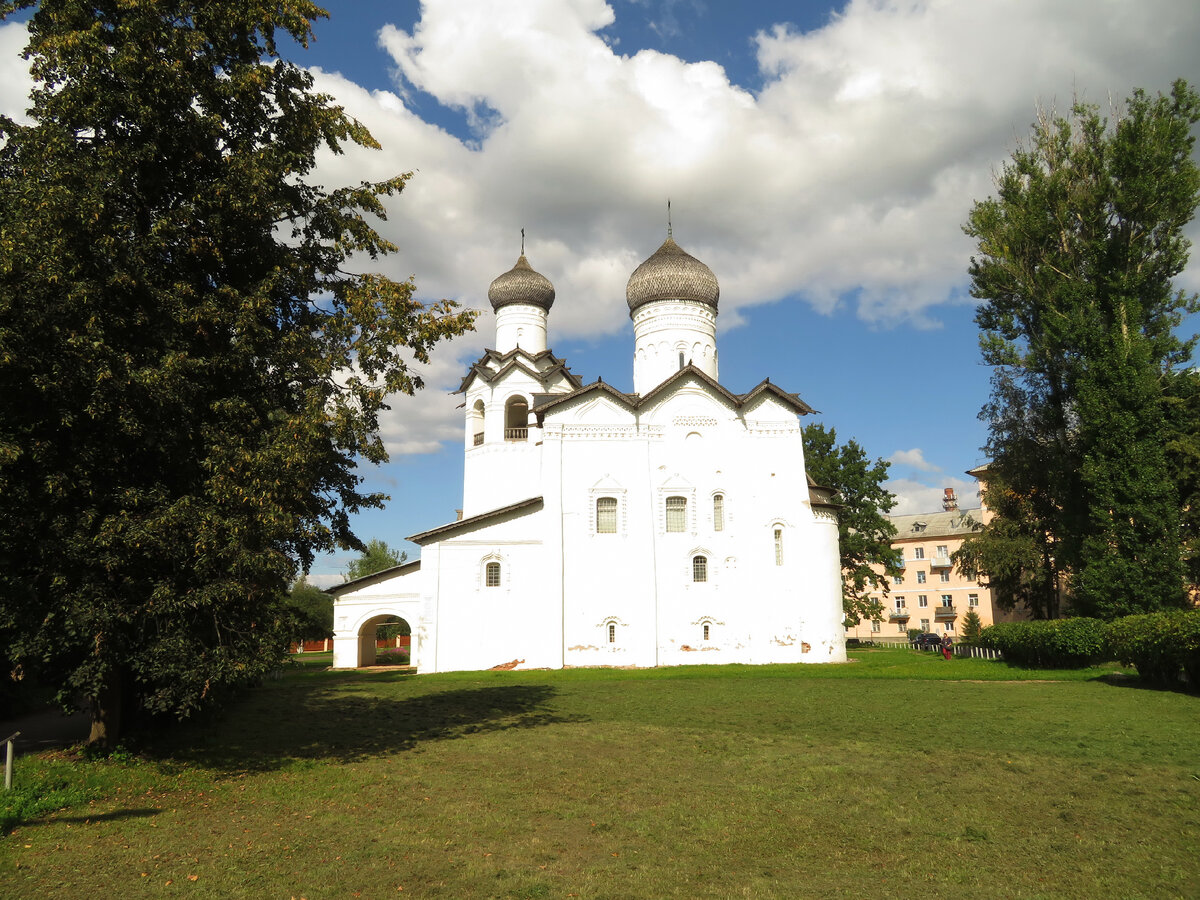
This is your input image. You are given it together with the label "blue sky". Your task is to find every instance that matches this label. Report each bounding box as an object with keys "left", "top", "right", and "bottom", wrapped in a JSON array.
[{"left": 3, "top": 1, "right": 1199, "bottom": 586}]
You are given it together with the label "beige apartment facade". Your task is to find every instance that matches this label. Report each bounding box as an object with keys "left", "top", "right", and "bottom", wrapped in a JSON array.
[{"left": 845, "top": 485, "right": 1012, "bottom": 642}]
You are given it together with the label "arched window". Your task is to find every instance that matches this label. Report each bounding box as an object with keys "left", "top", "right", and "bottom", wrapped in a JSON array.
[
  {"left": 596, "top": 496, "right": 617, "bottom": 534},
  {"left": 607, "top": 623, "right": 616, "bottom": 643},
  {"left": 485, "top": 561, "right": 501, "bottom": 587},
  {"left": 678, "top": 350, "right": 685, "bottom": 370},
  {"left": 774, "top": 528, "right": 784, "bottom": 566},
  {"left": 471, "top": 399, "right": 485, "bottom": 446},
  {"left": 713, "top": 493, "right": 725, "bottom": 531},
  {"left": 693, "top": 555, "right": 708, "bottom": 582},
  {"left": 666, "top": 496, "right": 687, "bottom": 532},
  {"left": 703, "top": 623, "right": 711, "bottom": 641},
  {"left": 504, "top": 396, "right": 528, "bottom": 441}
]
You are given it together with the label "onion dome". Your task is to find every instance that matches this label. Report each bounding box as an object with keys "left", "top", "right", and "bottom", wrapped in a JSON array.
[
  {"left": 488, "top": 255, "right": 555, "bottom": 311},
  {"left": 626, "top": 236, "right": 720, "bottom": 313}
]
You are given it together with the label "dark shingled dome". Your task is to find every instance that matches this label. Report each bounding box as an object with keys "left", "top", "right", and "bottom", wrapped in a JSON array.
[
  {"left": 626, "top": 236, "right": 719, "bottom": 314},
  {"left": 488, "top": 255, "right": 555, "bottom": 311}
]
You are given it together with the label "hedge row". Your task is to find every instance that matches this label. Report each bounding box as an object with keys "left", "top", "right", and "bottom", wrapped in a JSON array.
[
  {"left": 1107, "top": 611, "right": 1200, "bottom": 687},
  {"left": 978, "top": 618, "right": 1109, "bottom": 668},
  {"left": 979, "top": 611, "right": 1200, "bottom": 685}
]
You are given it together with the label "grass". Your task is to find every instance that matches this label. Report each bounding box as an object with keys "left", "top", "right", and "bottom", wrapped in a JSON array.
[{"left": 2, "top": 649, "right": 1198, "bottom": 899}]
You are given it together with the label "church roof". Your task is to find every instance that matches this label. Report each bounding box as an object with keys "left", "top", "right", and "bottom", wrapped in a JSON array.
[
  {"left": 456, "top": 347, "right": 582, "bottom": 394},
  {"left": 325, "top": 559, "right": 422, "bottom": 597},
  {"left": 530, "top": 365, "right": 816, "bottom": 418},
  {"left": 488, "top": 254, "right": 555, "bottom": 311},
  {"left": 407, "top": 497, "right": 544, "bottom": 545},
  {"left": 626, "top": 235, "right": 720, "bottom": 315}
]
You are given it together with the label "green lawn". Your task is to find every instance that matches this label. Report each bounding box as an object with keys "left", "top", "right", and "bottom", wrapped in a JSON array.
[{"left": 3, "top": 649, "right": 1198, "bottom": 899}]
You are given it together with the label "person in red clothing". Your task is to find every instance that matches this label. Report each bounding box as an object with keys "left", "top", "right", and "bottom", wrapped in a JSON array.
[{"left": 940, "top": 632, "right": 954, "bottom": 660}]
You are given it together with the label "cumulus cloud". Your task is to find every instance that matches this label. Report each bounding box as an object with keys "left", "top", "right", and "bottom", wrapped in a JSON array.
[
  {"left": 0, "top": 21, "right": 32, "bottom": 125},
  {"left": 887, "top": 475, "right": 980, "bottom": 517},
  {"left": 4, "top": 3, "right": 1200, "bottom": 455},
  {"left": 888, "top": 448, "right": 940, "bottom": 472}
]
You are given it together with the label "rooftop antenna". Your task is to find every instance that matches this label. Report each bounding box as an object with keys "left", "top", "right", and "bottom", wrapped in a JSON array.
[
  {"left": 667, "top": 199, "right": 672, "bottom": 239},
  {"left": 521, "top": 227, "right": 525, "bottom": 255}
]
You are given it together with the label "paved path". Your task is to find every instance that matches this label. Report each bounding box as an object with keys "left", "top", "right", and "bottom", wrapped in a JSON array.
[{"left": 0, "top": 707, "right": 90, "bottom": 757}]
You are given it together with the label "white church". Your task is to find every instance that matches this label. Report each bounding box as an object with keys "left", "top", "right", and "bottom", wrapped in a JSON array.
[{"left": 329, "top": 231, "right": 847, "bottom": 671}]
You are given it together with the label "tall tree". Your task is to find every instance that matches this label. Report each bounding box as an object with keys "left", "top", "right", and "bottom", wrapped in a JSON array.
[
  {"left": 1163, "top": 367, "right": 1200, "bottom": 591},
  {"left": 963, "top": 80, "right": 1200, "bottom": 618},
  {"left": 286, "top": 577, "right": 333, "bottom": 644},
  {"left": 0, "top": 2, "right": 475, "bottom": 746},
  {"left": 802, "top": 423, "right": 898, "bottom": 626},
  {"left": 346, "top": 538, "right": 407, "bottom": 581}
]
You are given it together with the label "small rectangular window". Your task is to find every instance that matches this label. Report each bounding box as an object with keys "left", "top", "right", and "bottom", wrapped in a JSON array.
[
  {"left": 969, "top": 593, "right": 979, "bottom": 607},
  {"left": 920, "top": 619, "right": 930, "bottom": 631},
  {"left": 596, "top": 496, "right": 617, "bottom": 533},
  {"left": 713, "top": 494, "right": 725, "bottom": 532},
  {"left": 693, "top": 555, "right": 708, "bottom": 583},
  {"left": 941, "top": 595, "right": 953, "bottom": 606},
  {"left": 666, "top": 496, "right": 687, "bottom": 532},
  {"left": 939, "top": 571, "right": 950, "bottom": 583},
  {"left": 914, "top": 547, "right": 925, "bottom": 560},
  {"left": 893, "top": 574, "right": 904, "bottom": 585},
  {"left": 916, "top": 571, "right": 926, "bottom": 584},
  {"left": 918, "top": 595, "right": 928, "bottom": 608},
  {"left": 774, "top": 528, "right": 783, "bottom": 566},
  {"left": 870, "top": 620, "right": 881, "bottom": 633}
]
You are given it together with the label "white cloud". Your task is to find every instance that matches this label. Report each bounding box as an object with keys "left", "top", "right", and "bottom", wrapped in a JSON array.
[
  {"left": 5, "top": 3, "right": 1200, "bottom": 455},
  {"left": 888, "top": 448, "right": 940, "bottom": 472},
  {"left": 0, "top": 22, "right": 32, "bottom": 125},
  {"left": 887, "top": 475, "right": 980, "bottom": 517}
]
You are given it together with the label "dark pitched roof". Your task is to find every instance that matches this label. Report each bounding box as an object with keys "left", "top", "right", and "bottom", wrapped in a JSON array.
[
  {"left": 325, "top": 559, "right": 422, "bottom": 597},
  {"left": 531, "top": 366, "right": 816, "bottom": 419},
  {"left": 406, "top": 497, "right": 544, "bottom": 545},
  {"left": 456, "top": 348, "right": 582, "bottom": 394}
]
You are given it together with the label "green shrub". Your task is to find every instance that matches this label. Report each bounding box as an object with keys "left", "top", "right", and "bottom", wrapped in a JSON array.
[
  {"left": 979, "top": 618, "right": 1110, "bottom": 668},
  {"left": 960, "top": 611, "right": 983, "bottom": 646},
  {"left": 1106, "top": 610, "right": 1200, "bottom": 687}
]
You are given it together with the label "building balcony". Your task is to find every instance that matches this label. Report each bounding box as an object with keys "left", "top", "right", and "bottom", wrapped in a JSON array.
[
  {"left": 934, "top": 605, "right": 957, "bottom": 618},
  {"left": 888, "top": 607, "right": 910, "bottom": 620},
  {"left": 929, "top": 555, "right": 952, "bottom": 569},
  {"left": 504, "top": 427, "right": 528, "bottom": 441}
]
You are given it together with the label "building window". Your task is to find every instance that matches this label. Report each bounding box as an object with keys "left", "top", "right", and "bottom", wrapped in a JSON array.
[
  {"left": 936, "top": 545, "right": 948, "bottom": 556},
  {"left": 920, "top": 619, "right": 930, "bottom": 631},
  {"left": 943, "top": 621, "right": 954, "bottom": 633},
  {"left": 693, "top": 555, "right": 708, "bottom": 583},
  {"left": 939, "top": 571, "right": 950, "bottom": 583},
  {"left": 666, "top": 496, "right": 687, "bottom": 532},
  {"left": 914, "top": 547, "right": 925, "bottom": 560},
  {"left": 969, "top": 593, "right": 979, "bottom": 608},
  {"left": 703, "top": 623, "right": 711, "bottom": 641},
  {"left": 918, "top": 595, "right": 928, "bottom": 608},
  {"left": 608, "top": 623, "right": 615, "bottom": 643},
  {"left": 596, "top": 496, "right": 617, "bottom": 533},
  {"left": 678, "top": 350, "right": 685, "bottom": 369},
  {"left": 774, "top": 528, "right": 784, "bottom": 565},
  {"left": 893, "top": 574, "right": 904, "bottom": 585},
  {"left": 485, "top": 562, "right": 501, "bottom": 587},
  {"left": 870, "top": 620, "right": 881, "bottom": 633},
  {"left": 895, "top": 595, "right": 905, "bottom": 610},
  {"left": 898, "top": 622, "right": 908, "bottom": 634},
  {"left": 916, "top": 570, "right": 926, "bottom": 584},
  {"left": 941, "top": 594, "right": 953, "bottom": 607},
  {"left": 713, "top": 493, "right": 725, "bottom": 531}
]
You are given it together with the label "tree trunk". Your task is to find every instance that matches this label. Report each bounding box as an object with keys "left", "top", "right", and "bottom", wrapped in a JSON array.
[{"left": 88, "top": 666, "right": 123, "bottom": 749}]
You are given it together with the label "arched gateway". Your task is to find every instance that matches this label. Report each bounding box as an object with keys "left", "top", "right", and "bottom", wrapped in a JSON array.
[{"left": 328, "top": 561, "right": 423, "bottom": 669}]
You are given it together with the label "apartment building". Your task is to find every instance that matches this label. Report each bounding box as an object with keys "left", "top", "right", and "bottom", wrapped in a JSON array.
[{"left": 845, "top": 486, "right": 1008, "bottom": 642}]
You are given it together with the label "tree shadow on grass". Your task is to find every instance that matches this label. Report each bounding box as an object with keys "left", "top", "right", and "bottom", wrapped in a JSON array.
[{"left": 141, "top": 678, "right": 583, "bottom": 773}]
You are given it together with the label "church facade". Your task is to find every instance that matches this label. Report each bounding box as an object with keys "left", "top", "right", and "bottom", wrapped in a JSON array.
[{"left": 329, "top": 232, "right": 847, "bottom": 671}]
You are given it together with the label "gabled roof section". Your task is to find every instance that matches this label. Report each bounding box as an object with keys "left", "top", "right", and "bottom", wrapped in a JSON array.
[
  {"left": 738, "top": 378, "right": 817, "bottom": 416},
  {"left": 456, "top": 348, "right": 582, "bottom": 394},
  {"left": 532, "top": 365, "right": 818, "bottom": 419},
  {"left": 406, "top": 497, "right": 544, "bottom": 545},
  {"left": 532, "top": 378, "right": 639, "bottom": 415},
  {"left": 325, "top": 559, "right": 422, "bottom": 597}
]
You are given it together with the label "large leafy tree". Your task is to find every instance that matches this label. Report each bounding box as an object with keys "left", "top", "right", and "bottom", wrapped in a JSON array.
[
  {"left": 962, "top": 81, "right": 1199, "bottom": 618},
  {"left": 0, "top": 1, "right": 475, "bottom": 746},
  {"left": 1163, "top": 367, "right": 1200, "bottom": 591},
  {"left": 345, "top": 537, "right": 407, "bottom": 581},
  {"left": 286, "top": 577, "right": 333, "bottom": 644},
  {"left": 802, "top": 423, "right": 898, "bottom": 626}
]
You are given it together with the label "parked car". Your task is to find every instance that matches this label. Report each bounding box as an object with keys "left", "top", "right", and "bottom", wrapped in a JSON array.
[{"left": 913, "top": 632, "right": 941, "bottom": 650}]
